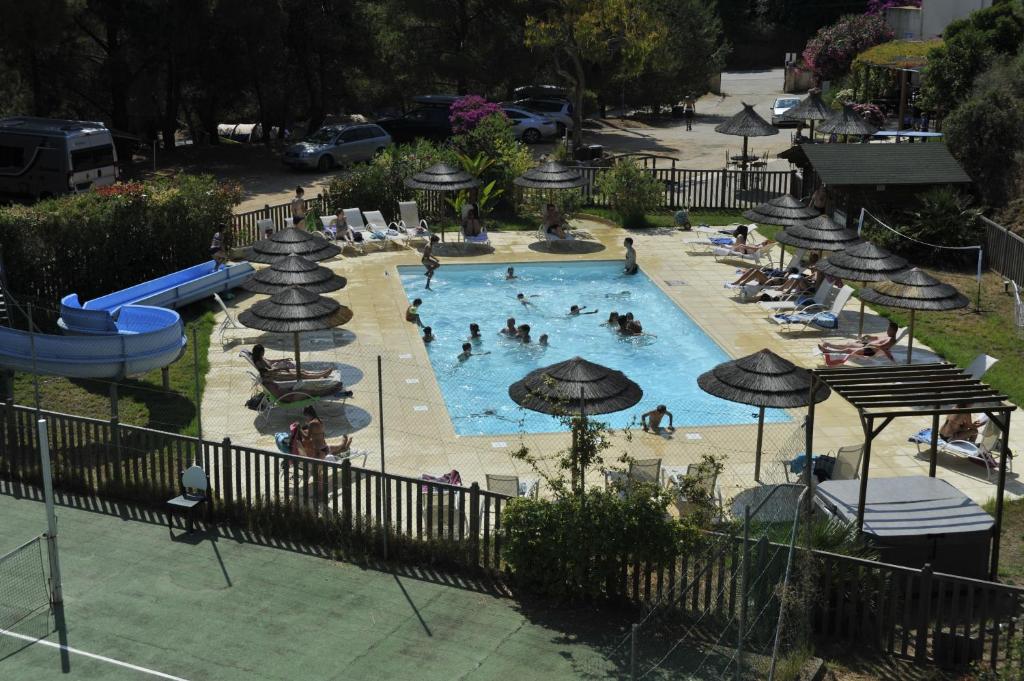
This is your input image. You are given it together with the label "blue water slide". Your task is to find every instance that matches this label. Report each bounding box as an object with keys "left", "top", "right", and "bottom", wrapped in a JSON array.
[
  {"left": 59, "top": 260, "right": 254, "bottom": 333},
  {"left": 0, "top": 306, "right": 186, "bottom": 379}
]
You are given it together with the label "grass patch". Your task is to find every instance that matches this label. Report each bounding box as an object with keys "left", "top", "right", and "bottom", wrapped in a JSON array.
[
  {"left": 583, "top": 207, "right": 752, "bottom": 229},
  {"left": 12, "top": 301, "right": 215, "bottom": 436}
]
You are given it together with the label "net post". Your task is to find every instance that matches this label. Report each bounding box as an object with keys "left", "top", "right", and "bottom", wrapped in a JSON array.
[{"left": 37, "top": 418, "right": 63, "bottom": 605}]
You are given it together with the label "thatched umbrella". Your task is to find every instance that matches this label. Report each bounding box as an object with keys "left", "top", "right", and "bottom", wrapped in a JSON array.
[
  {"left": 818, "top": 104, "right": 879, "bottom": 139},
  {"left": 405, "top": 163, "right": 480, "bottom": 242},
  {"left": 509, "top": 357, "right": 642, "bottom": 492},
  {"left": 513, "top": 161, "right": 587, "bottom": 189},
  {"left": 244, "top": 255, "right": 346, "bottom": 295},
  {"left": 742, "top": 195, "right": 820, "bottom": 227},
  {"left": 781, "top": 90, "right": 831, "bottom": 137},
  {"left": 776, "top": 214, "right": 862, "bottom": 253},
  {"left": 238, "top": 285, "right": 353, "bottom": 374},
  {"left": 817, "top": 242, "right": 910, "bottom": 336},
  {"left": 715, "top": 102, "right": 779, "bottom": 189},
  {"left": 246, "top": 227, "right": 341, "bottom": 264},
  {"left": 698, "top": 349, "right": 831, "bottom": 481},
  {"left": 858, "top": 268, "right": 968, "bottom": 363}
]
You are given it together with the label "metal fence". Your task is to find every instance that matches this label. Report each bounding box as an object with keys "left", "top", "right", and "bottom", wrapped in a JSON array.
[
  {"left": 981, "top": 216, "right": 1024, "bottom": 287},
  {"left": 3, "top": 400, "right": 1023, "bottom": 672}
]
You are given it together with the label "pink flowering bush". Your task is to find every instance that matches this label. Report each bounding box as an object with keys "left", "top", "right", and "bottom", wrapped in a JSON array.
[
  {"left": 802, "top": 14, "right": 894, "bottom": 82},
  {"left": 851, "top": 102, "right": 886, "bottom": 128},
  {"left": 866, "top": 0, "right": 920, "bottom": 14},
  {"left": 449, "top": 95, "right": 505, "bottom": 134}
]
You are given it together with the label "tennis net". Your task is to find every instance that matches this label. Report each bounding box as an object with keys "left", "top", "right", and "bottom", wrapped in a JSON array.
[{"left": 0, "top": 535, "right": 49, "bottom": 632}]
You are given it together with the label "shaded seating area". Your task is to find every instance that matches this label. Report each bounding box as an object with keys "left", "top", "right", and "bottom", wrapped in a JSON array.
[{"left": 805, "top": 362, "right": 1016, "bottom": 579}]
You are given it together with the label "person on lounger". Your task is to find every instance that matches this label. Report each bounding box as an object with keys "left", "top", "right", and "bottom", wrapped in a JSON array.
[
  {"left": 464, "top": 207, "right": 484, "bottom": 237},
  {"left": 334, "top": 212, "right": 356, "bottom": 244},
  {"left": 260, "top": 376, "right": 350, "bottom": 402},
  {"left": 730, "top": 238, "right": 774, "bottom": 255},
  {"left": 819, "top": 322, "right": 898, "bottom": 356},
  {"left": 543, "top": 203, "right": 567, "bottom": 239},
  {"left": 939, "top": 408, "right": 986, "bottom": 443},
  {"left": 251, "top": 344, "right": 334, "bottom": 381},
  {"left": 298, "top": 406, "right": 353, "bottom": 458}
]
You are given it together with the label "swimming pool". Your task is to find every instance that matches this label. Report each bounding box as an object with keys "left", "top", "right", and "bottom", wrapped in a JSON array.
[{"left": 398, "top": 261, "right": 789, "bottom": 436}]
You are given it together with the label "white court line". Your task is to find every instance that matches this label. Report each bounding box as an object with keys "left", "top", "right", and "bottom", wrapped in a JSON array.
[{"left": 0, "top": 627, "right": 191, "bottom": 681}]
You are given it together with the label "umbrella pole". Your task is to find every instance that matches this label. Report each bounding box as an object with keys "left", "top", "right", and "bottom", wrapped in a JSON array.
[
  {"left": 741, "top": 136, "right": 749, "bottom": 190},
  {"left": 577, "top": 387, "right": 586, "bottom": 495},
  {"left": 906, "top": 309, "right": 916, "bottom": 365},
  {"left": 754, "top": 406, "right": 765, "bottom": 482},
  {"left": 293, "top": 332, "right": 302, "bottom": 375},
  {"left": 857, "top": 298, "right": 865, "bottom": 338}
]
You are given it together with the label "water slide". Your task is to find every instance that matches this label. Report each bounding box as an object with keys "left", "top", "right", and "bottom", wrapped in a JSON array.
[{"left": 0, "top": 260, "right": 253, "bottom": 379}]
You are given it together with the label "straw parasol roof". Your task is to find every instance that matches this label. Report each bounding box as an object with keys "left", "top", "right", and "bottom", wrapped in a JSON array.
[
  {"left": 246, "top": 228, "right": 341, "bottom": 264},
  {"left": 513, "top": 161, "right": 587, "bottom": 189},
  {"left": 715, "top": 103, "right": 779, "bottom": 138},
  {"left": 859, "top": 268, "right": 968, "bottom": 363},
  {"left": 817, "top": 242, "right": 909, "bottom": 282},
  {"left": 698, "top": 349, "right": 831, "bottom": 480},
  {"left": 782, "top": 91, "right": 831, "bottom": 123},
  {"left": 508, "top": 356, "right": 642, "bottom": 416},
  {"left": 859, "top": 268, "right": 967, "bottom": 312},
  {"left": 776, "top": 215, "right": 863, "bottom": 252},
  {"left": 405, "top": 163, "right": 481, "bottom": 192},
  {"left": 243, "top": 254, "right": 346, "bottom": 295},
  {"left": 742, "top": 195, "right": 820, "bottom": 226},
  {"left": 818, "top": 104, "right": 879, "bottom": 137}
]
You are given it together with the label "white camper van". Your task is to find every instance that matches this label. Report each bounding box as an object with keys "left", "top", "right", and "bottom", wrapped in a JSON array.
[{"left": 0, "top": 117, "right": 119, "bottom": 200}]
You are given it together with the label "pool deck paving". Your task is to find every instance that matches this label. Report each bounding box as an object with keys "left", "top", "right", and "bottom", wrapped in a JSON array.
[
  {"left": 0, "top": 486, "right": 668, "bottom": 681},
  {"left": 203, "top": 219, "right": 1023, "bottom": 509}
]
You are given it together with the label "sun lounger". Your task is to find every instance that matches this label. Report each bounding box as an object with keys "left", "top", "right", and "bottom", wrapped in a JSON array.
[
  {"left": 818, "top": 328, "right": 910, "bottom": 366},
  {"left": 485, "top": 474, "right": 539, "bottom": 498},
  {"left": 723, "top": 249, "right": 806, "bottom": 300},
  {"left": 214, "top": 292, "right": 257, "bottom": 348},
  {"left": 770, "top": 286, "right": 854, "bottom": 332},
  {"left": 965, "top": 353, "right": 999, "bottom": 381},
  {"left": 758, "top": 282, "right": 836, "bottom": 312},
  {"left": 605, "top": 458, "right": 662, "bottom": 494},
  {"left": 395, "top": 201, "right": 432, "bottom": 246},
  {"left": 712, "top": 240, "right": 774, "bottom": 265},
  {"left": 247, "top": 370, "right": 348, "bottom": 425},
  {"left": 461, "top": 224, "right": 491, "bottom": 247},
  {"left": 909, "top": 420, "right": 1011, "bottom": 481},
  {"left": 663, "top": 462, "right": 723, "bottom": 516},
  {"left": 364, "top": 210, "right": 409, "bottom": 249}
]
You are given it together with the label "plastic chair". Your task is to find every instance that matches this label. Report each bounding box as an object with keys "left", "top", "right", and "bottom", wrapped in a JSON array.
[
  {"left": 213, "top": 292, "right": 252, "bottom": 348},
  {"left": 396, "top": 201, "right": 431, "bottom": 246},
  {"left": 486, "top": 474, "right": 539, "bottom": 498},
  {"left": 167, "top": 465, "right": 210, "bottom": 534}
]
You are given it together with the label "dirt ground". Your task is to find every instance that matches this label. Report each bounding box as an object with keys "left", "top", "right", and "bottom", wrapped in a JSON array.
[{"left": 124, "top": 69, "right": 793, "bottom": 214}]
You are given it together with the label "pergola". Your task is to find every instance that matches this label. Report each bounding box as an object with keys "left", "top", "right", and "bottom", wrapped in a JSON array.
[{"left": 805, "top": 363, "right": 1016, "bottom": 579}]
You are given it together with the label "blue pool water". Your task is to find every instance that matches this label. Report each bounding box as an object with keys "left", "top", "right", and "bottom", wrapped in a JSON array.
[{"left": 398, "top": 261, "right": 789, "bottom": 435}]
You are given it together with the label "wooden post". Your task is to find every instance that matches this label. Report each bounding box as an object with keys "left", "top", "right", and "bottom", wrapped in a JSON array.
[
  {"left": 469, "top": 482, "right": 480, "bottom": 570},
  {"left": 906, "top": 309, "right": 916, "bottom": 364},
  {"left": 896, "top": 70, "right": 909, "bottom": 144},
  {"left": 915, "top": 563, "right": 933, "bottom": 661},
  {"left": 161, "top": 367, "right": 170, "bottom": 391},
  {"left": 857, "top": 416, "right": 874, "bottom": 532},
  {"left": 754, "top": 406, "right": 765, "bottom": 482},
  {"left": 928, "top": 413, "right": 940, "bottom": 477},
  {"left": 341, "top": 458, "right": 353, "bottom": 541},
  {"left": 990, "top": 410, "right": 1012, "bottom": 580},
  {"left": 110, "top": 383, "right": 121, "bottom": 483},
  {"left": 222, "top": 437, "right": 233, "bottom": 507}
]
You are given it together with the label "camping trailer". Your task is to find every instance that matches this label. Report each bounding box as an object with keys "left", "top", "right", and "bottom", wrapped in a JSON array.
[{"left": 0, "top": 117, "right": 119, "bottom": 200}]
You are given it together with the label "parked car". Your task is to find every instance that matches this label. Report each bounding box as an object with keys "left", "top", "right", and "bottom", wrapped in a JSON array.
[
  {"left": 770, "top": 97, "right": 802, "bottom": 126},
  {"left": 513, "top": 98, "right": 574, "bottom": 135},
  {"left": 376, "top": 107, "right": 453, "bottom": 144},
  {"left": 283, "top": 124, "right": 391, "bottom": 171},
  {"left": 501, "top": 106, "right": 558, "bottom": 143}
]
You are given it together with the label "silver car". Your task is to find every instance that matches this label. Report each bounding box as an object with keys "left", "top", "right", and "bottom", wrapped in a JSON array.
[
  {"left": 501, "top": 106, "right": 558, "bottom": 143},
  {"left": 513, "top": 98, "right": 574, "bottom": 136},
  {"left": 283, "top": 124, "right": 392, "bottom": 171},
  {"left": 770, "top": 97, "right": 802, "bottom": 127}
]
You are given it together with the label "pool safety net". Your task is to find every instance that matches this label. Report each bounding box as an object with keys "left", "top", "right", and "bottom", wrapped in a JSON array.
[{"left": 0, "top": 535, "right": 49, "bottom": 632}]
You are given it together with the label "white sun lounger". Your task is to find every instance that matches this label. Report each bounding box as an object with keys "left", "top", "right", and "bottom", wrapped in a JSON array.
[
  {"left": 769, "top": 286, "right": 854, "bottom": 332},
  {"left": 395, "top": 201, "right": 432, "bottom": 246},
  {"left": 364, "top": 210, "right": 409, "bottom": 249},
  {"left": 712, "top": 240, "right": 774, "bottom": 265},
  {"left": 909, "top": 418, "right": 1010, "bottom": 481}
]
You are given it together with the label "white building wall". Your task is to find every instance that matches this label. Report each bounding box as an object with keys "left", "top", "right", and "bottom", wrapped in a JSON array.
[{"left": 885, "top": 0, "right": 993, "bottom": 40}]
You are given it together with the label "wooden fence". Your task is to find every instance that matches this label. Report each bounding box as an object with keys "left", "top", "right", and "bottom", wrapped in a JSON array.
[
  {"left": 2, "top": 402, "right": 1021, "bottom": 671},
  {"left": 227, "top": 167, "right": 795, "bottom": 248},
  {"left": 981, "top": 216, "right": 1024, "bottom": 286}
]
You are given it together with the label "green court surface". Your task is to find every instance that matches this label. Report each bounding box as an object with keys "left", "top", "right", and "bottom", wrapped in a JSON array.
[{"left": 0, "top": 486, "right": 650, "bottom": 681}]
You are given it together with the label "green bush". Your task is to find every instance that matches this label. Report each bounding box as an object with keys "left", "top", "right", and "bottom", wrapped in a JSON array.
[
  {"left": 324, "top": 139, "right": 456, "bottom": 221},
  {"left": 451, "top": 113, "right": 533, "bottom": 204},
  {"left": 594, "top": 159, "right": 664, "bottom": 228},
  {"left": 0, "top": 175, "right": 239, "bottom": 307},
  {"left": 501, "top": 486, "right": 703, "bottom": 600},
  {"left": 861, "top": 187, "right": 982, "bottom": 267}
]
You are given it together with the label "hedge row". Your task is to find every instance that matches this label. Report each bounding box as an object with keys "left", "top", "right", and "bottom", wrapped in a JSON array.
[{"left": 0, "top": 175, "right": 239, "bottom": 310}]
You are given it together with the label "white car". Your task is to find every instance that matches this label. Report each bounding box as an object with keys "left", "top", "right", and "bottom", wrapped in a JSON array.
[
  {"left": 501, "top": 106, "right": 558, "bottom": 143},
  {"left": 513, "top": 98, "right": 574, "bottom": 136},
  {"left": 770, "top": 97, "right": 802, "bottom": 127}
]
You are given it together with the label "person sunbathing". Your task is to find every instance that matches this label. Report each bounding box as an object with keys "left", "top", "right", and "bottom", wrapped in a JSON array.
[
  {"left": 251, "top": 344, "right": 333, "bottom": 381},
  {"left": 939, "top": 409, "right": 986, "bottom": 443},
  {"left": 729, "top": 238, "right": 774, "bottom": 255},
  {"left": 260, "top": 376, "right": 351, "bottom": 402},
  {"left": 298, "top": 406, "right": 353, "bottom": 458},
  {"left": 819, "top": 322, "right": 898, "bottom": 355}
]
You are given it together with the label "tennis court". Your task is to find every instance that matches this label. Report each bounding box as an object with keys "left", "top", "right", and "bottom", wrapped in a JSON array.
[{"left": 0, "top": 485, "right": 663, "bottom": 680}]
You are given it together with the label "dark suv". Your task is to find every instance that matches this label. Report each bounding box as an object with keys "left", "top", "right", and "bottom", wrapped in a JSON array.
[{"left": 377, "top": 107, "right": 452, "bottom": 144}]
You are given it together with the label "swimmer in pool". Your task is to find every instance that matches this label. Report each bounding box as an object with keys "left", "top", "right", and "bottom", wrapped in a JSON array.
[
  {"left": 458, "top": 342, "right": 490, "bottom": 361},
  {"left": 641, "top": 405, "right": 675, "bottom": 433},
  {"left": 506, "top": 266, "right": 517, "bottom": 280},
  {"left": 468, "top": 323, "right": 482, "bottom": 340},
  {"left": 500, "top": 318, "right": 517, "bottom": 336},
  {"left": 569, "top": 305, "right": 599, "bottom": 316},
  {"left": 517, "top": 324, "right": 532, "bottom": 343},
  {"left": 516, "top": 292, "right": 538, "bottom": 307},
  {"left": 603, "top": 311, "right": 620, "bottom": 326},
  {"left": 538, "top": 334, "right": 549, "bottom": 346},
  {"left": 422, "top": 326, "right": 435, "bottom": 343}
]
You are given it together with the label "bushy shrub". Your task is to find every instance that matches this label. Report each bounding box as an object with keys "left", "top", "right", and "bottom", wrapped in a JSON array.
[
  {"left": 451, "top": 113, "right": 533, "bottom": 207},
  {"left": 0, "top": 174, "right": 239, "bottom": 306},
  {"left": 449, "top": 95, "right": 505, "bottom": 134},
  {"left": 324, "top": 139, "right": 456, "bottom": 220},
  {"left": 501, "top": 486, "right": 702, "bottom": 600},
  {"left": 594, "top": 159, "right": 664, "bottom": 228},
  {"left": 520, "top": 188, "right": 584, "bottom": 224},
  {"left": 850, "top": 102, "right": 885, "bottom": 127},
  {"left": 802, "top": 14, "right": 894, "bottom": 83}
]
